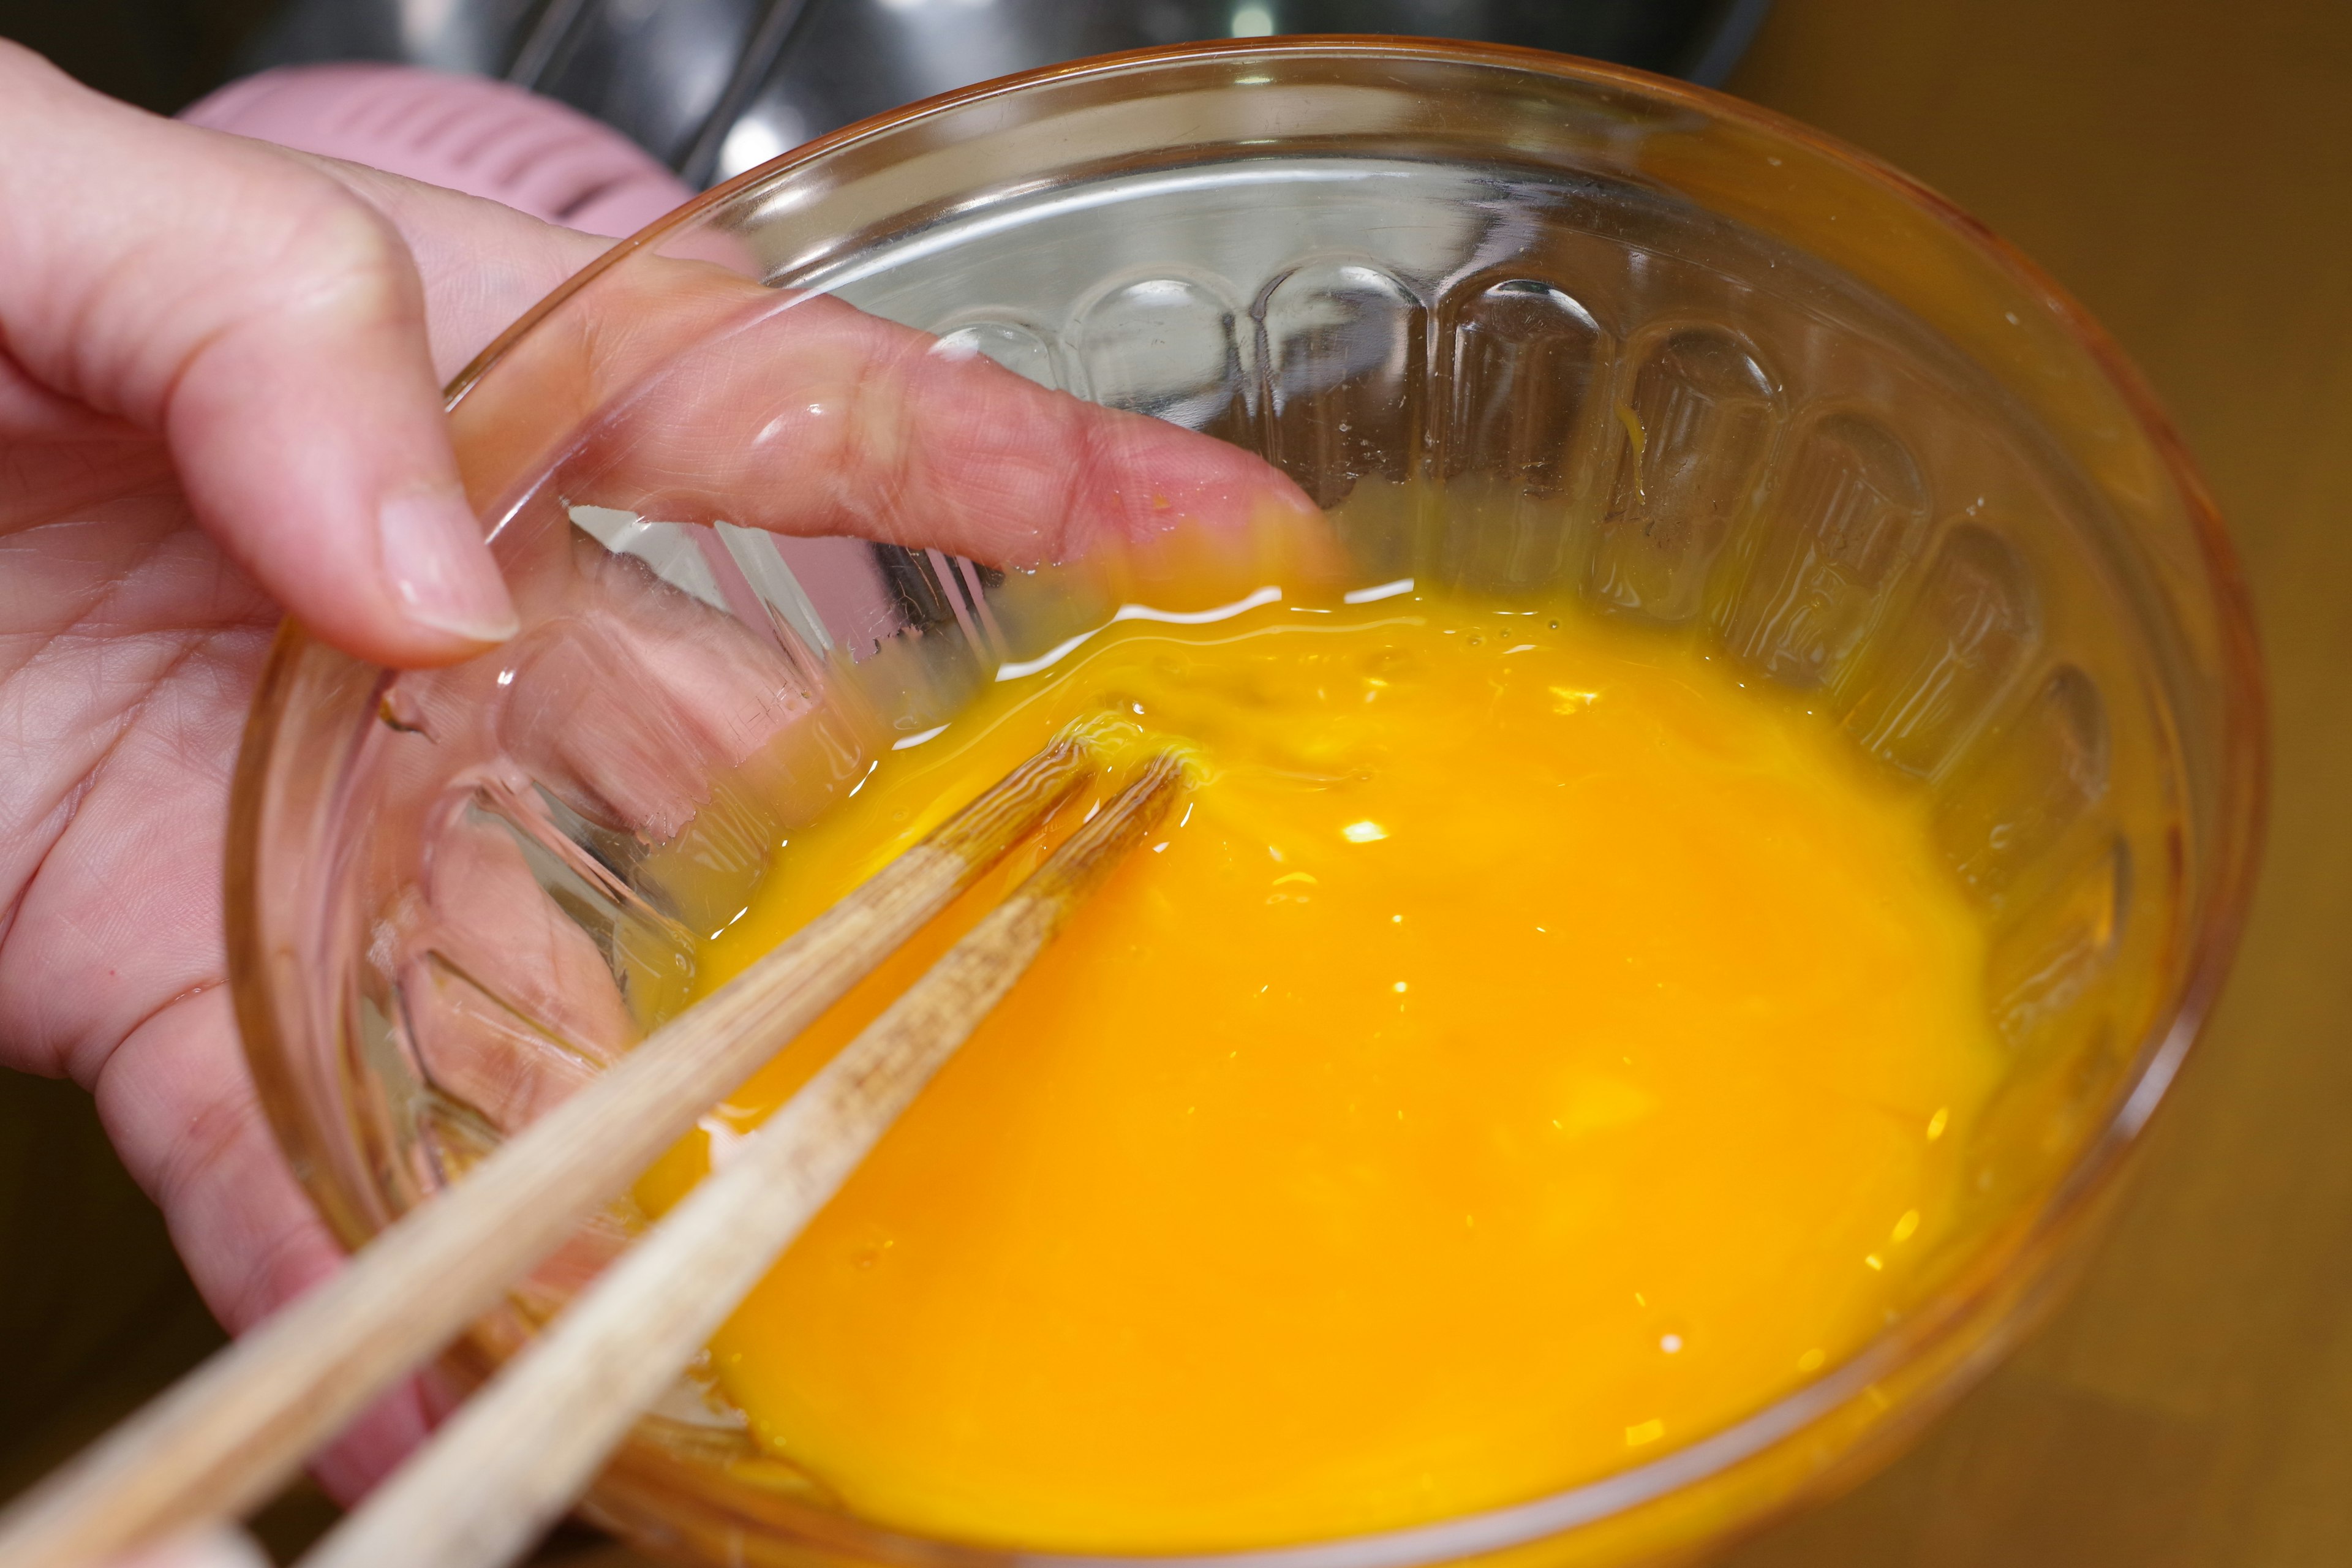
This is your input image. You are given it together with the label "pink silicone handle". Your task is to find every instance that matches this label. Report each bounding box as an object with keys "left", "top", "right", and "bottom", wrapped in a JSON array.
[{"left": 180, "top": 63, "right": 696, "bottom": 237}]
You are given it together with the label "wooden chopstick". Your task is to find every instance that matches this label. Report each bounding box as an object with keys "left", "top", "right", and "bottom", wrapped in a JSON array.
[
  {"left": 0, "top": 738, "right": 1095, "bottom": 1568},
  {"left": 301, "top": 753, "right": 1188, "bottom": 1568}
]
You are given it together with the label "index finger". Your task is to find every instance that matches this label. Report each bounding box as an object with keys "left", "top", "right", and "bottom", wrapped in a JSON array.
[{"left": 448, "top": 255, "right": 1327, "bottom": 589}]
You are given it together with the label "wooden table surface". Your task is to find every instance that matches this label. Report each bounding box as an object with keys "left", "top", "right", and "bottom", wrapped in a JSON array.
[
  {"left": 4, "top": 1, "right": 2348, "bottom": 1562},
  {"left": 1717, "top": 1, "right": 2352, "bottom": 1562}
]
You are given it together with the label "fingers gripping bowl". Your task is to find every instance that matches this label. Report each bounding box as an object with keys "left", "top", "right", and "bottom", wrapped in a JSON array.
[{"left": 230, "top": 40, "right": 2263, "bottom": 1568}]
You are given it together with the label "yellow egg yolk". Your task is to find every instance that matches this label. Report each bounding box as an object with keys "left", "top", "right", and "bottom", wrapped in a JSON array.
[{"left": 634, "top": 586, "right": 2000, "bottom": 1551}]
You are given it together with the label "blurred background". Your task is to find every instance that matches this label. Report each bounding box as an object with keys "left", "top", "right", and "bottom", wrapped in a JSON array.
[{"left": 1, "top": 0, "right": 2346, "bottom": 1562}]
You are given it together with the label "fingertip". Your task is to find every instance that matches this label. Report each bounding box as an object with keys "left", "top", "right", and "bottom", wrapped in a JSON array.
[
  {"left": 309, "top": 1377, "right": 439, "bottom": 1506},
  {"left": 377, "top": 489, "right": 520, "bottom": 651},
  {"left": 1069, "top": 404, "right": 1330, "bottom": 562},
  {"left": 189, "top": 473, "right": 517, "bottom": 670}
]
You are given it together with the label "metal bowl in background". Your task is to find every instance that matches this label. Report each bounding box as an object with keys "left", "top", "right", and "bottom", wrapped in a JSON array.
[{"left": 239, "top": 0, "right": 1772, "bottom": 186}]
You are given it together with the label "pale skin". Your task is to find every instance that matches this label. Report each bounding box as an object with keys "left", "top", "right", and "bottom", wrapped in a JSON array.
[{"left": 0, "top": 37, "right": 1313, "bottom": 1521}]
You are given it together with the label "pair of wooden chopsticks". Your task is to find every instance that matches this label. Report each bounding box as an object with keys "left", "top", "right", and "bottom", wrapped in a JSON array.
[{"left": 0, "top": 737, "right": 1183, "bottom": 1568}]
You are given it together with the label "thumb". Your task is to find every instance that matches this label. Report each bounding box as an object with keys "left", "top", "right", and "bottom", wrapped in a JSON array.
[{"left": 0, "top": 42, "right": 513, "bottom": 666}]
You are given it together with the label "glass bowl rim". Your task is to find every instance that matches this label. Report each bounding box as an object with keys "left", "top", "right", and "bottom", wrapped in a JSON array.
[{"left": 233, "top": 34, "right": 2271, "bottom": 1568}]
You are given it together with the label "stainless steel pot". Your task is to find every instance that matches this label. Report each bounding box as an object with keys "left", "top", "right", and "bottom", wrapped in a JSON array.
[{"left": 241, "top": 0, "right": 1771, "bottom": 184}]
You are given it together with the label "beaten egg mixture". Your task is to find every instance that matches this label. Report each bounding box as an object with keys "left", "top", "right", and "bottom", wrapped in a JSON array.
[{"left": 635, "top": 582, "right": 1998, "bottom": 1550}]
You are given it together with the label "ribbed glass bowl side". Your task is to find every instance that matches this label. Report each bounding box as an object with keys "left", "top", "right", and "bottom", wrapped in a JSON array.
[{"left": 230, "top": 40, "right": 2264, "bottom": 1568}]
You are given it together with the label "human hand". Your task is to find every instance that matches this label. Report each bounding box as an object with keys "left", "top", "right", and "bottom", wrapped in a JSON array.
[{"left": 0, "top": 40, "right": 1312, "bottom": 1505}]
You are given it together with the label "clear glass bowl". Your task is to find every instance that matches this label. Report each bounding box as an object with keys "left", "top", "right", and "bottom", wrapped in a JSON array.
[{"left": 228, "top": 39, "right": 2266, "bottom": 1568}]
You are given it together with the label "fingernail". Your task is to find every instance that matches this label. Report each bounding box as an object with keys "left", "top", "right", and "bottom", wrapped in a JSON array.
[{"left": 379, "top": 491, "right": 519, "bottom": 644}]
